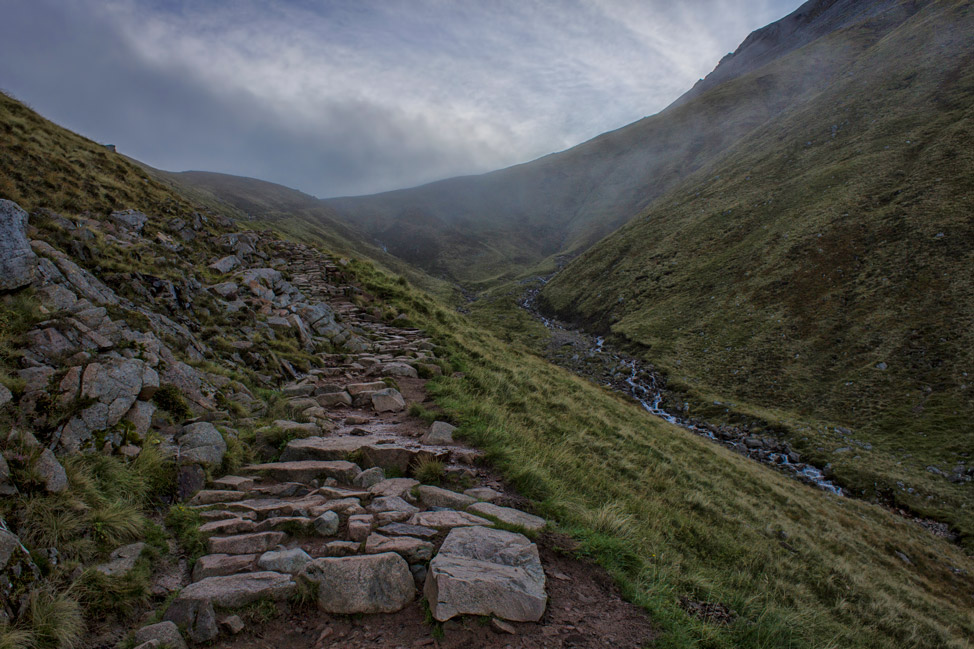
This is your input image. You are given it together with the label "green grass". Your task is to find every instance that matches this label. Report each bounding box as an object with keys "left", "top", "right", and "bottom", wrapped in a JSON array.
[
  {"left": 541, "top": 0, "right": 974, "bottom": 548},
  {"left": 343, "top": 256, "right": 974, "bottom": 649}
]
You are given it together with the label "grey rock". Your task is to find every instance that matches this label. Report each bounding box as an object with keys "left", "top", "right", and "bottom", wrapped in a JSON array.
[
  {"left": 177, "top": 464, "right": 206, "bottom": 501},
  {"left": 381, "top": 362, "right": 418, "bottom": 378},
  {"left": 221, "top": 614, "right": 245, "bottom": 635},
  {"left": 0, "top": 384, "right": 11, "bottom": 410},
  {"left": 464, "top": 487, "right": 501, "bottom": 502},
  {"left": 316, "top": 391, "right": 352, "bottom": 407},
  {"left": 313, "top": 510, "right": 340, "bottom": 536},
  {"left": 0, "top": 200, "right": 37, "bottom": 291},
  {"left": 368, "top": 496, "right": 419, "bottom": 516},
  {"left": 425, "top": 526, "right": 546, "bottom": 622},
  {"left": 192, "top": 554, "right": 258, "bottom": 581},
  {"left": 36, "top": 449, "right": 68, "bottom": 493},
  {"left": 110, "top": 209, "right": 149, "bottom": 233},
  {"left": 364, "top": 533, "right": 434, "bottom": 563},
  {"left": 134, "top": 621, "right": 187, "bottom": 649},
  {"left": 243, "top": 460, "right": 360, "bottom": 484},
  {"left": 345, "top": 381, "right": 386, "bottom": 395},
  {"left": 30, "top": 240, "right": 118, "bottom": 305},
  {"left": 466, "top": 502, "right": 546, "bottom": 533},
  {"left": 1, "top": 527, "right": 40, "bottom": 615},
  {"left": 209, "top": 255, "right": 241, "bottom": 274},
  {"left": 95, "top": 542, "right": 146, "bottom": 577},
  {"left": 422, "top": 421, "right": 456, "bottom": 445},
  {"left": 369, "top": 478, "right": 420, "bottom": 499},
  {"left": 178, "top": 422, "right": 227, "bottom": 468},
  {"left": 165, "top": 572, "right": 294, "bottom": 642},
  {"left": 208, "top": 532, "right": 286, "bottom": 555},
  {"left": 0, "top": 454, "right": 15, "bottom": 496},
  {"left": 258, "top": 548, "right": 312, "bottom": 574},
  {"left": 378, "top": 523, "right": 437, "bottom": 539},
  {"left": 371, "top": 388, "right": 406, "bottom": 413},
  {"left": 347, "top": 514, "right": 374, "bottom": 542},
  {"left": 353, "top": 466, "right": 385, "bottom": 489},
  {"left": 300, "top": 552, "right": 414, "bottom": 614},
  {"left": 409, "top": 510, "right": 493, "bottom": 530},
  {"left": 418, "top": 485, "right": 475, "bottom": 510},
  {"left": 123, "top": 401, "right": 156, "bottom": 439}
]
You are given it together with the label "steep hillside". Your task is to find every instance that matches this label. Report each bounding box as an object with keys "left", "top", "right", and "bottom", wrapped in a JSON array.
[
  {"left": 541, "top": 0, "right": 974, "bottom": 536},
  {"left": 316, "top": 0, "right": 926, "bottom": 286}
]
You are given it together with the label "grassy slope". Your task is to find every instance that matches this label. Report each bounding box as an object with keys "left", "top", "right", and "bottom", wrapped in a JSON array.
[
  {"left": 351, "top": 260, "right": 974, "bottom": 649},
  {"left": 541, "top": 0, "right": 974, "bottom": 543}
]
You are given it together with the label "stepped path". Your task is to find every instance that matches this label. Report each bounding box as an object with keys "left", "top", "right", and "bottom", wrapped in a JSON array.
[{"left": 143, "top": 242, "right": 654, "bottom": 649}]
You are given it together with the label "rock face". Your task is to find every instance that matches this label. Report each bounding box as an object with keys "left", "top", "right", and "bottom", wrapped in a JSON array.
[
  {"left": 0, "top": 199, "right": 37, "bottom": 291},
  {"left": 300, "top": 552, "right": 414, "bottom": 614},
  {"left": 110, "top": 209, "right": 149, "bottom": 233},
  {"left": 178, "top": 422, "right": 227, "bottom": 467},
  {"left": 425, "top": 526, "right": 547, "bottom": 623}
]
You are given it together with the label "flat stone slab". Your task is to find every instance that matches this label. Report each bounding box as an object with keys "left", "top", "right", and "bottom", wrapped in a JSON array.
[
  {"left": 464, "top": 487, "right": 502, "bottom": 502},
  {"left": 369, "top": 478, "right": 419, "bottom": 499},
  {"left": 226, "top": 494, "right": 329, "bottom": 518},
  {"left": 365, "top": 533, "right": 434, "bottom": 564},
  {"left": 198, "top": 518, "right": 257, "bottom": 536},
  {"left": 189, "top": 490, "right": 247, "bottom": 506},
  {"left": 211, "top": 476, "right": 255, "bottom": 491},
  {"left": 409, "top": 510, "right": 494, "bottom": 530},
  {"left": 192, "top": 554, "right": 258, "bottom": 581},
  {"left": 425, "top": 526, "right": 546, "bottom": 622},
  {"left": 208, "top": 531, "right": 286, "bottom": 555},
  {"left": 368, "top": 495, "right": 419, "bottom": 516},
  {"left": 175, "top": 571, "right": 296, "bottom": 609},
  {"left": 378, "top": 522, "right": 437, "bottom": 539},
  {"left": 300, "top": 552, "right": 414, "bottom": 614},
  {"left": 281, "top": 436, "right": 446, "bottom": 473},
  {"left": 243, "top": 460, "right": 360, "bottom": 484},
  {"left": 467, "top": 502, "right": 546, "bottom": 532},
  {"left": 418, "top": 485, "right": 476, "bottom": 510}
]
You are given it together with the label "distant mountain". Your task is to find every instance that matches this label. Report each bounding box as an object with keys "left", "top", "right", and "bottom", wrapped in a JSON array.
[{"left": 314, "top": 0, "right": 923, "bottom": 286}]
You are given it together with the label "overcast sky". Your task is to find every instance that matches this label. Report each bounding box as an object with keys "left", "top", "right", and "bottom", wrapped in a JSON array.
[{"left": 0, "top": 0, "right": 802, "bottom": 197}]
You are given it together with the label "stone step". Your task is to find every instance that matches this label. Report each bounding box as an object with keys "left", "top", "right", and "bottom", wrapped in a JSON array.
[
  {"left": 408, "top": 510, "right": 494, "bottom": 530},
  {"left": 242, "top": 460, "right": 361, "bottom": 484},
  {"left": 281, "top": 436, "right": 447, "bottom": 474},
  {"left": 466, "top": 502, "right": 546, "bottom": 533},
  {"left": 207, "top": 531, "right": 287, "bottom": 555}
]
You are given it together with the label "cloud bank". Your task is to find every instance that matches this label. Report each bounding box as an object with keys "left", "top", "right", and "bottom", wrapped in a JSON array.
[{"left": 0, "top": 0, "right": 802, "bottom": 196}]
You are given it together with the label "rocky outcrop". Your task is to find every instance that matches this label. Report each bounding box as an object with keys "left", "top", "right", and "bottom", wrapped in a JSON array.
[{"left": 0, "top": 200, "right": 37, "bottom": 291}]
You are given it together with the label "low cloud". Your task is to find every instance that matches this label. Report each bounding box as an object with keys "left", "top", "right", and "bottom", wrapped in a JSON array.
[{"left": 0, "top": 0, "right": 802, "bottom": 197}]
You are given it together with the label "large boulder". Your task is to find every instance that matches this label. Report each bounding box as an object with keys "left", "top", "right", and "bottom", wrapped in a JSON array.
[
  {"left": 422, "top": 421, "right": 456, "bottom": 445},
  {"left": 424, "top": 526, "right": 547, "bottom": 622},
  {"left": 299, "top": 553, "right": 414, "bottom": 614},
  {"left": 178, "top": 422, "right": 227, "bottom": 468},
  {"left": 0, "top": 200, "right": 37, "bottom": 291}
]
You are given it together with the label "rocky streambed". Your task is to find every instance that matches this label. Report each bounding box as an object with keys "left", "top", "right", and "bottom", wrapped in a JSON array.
[{"left": 518, "top": 279, "right": 844, "bottom": 496}]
